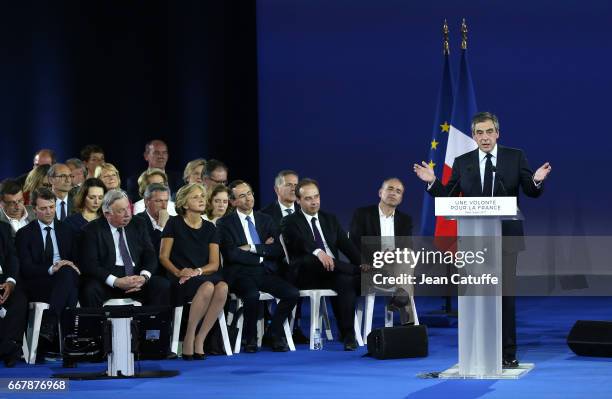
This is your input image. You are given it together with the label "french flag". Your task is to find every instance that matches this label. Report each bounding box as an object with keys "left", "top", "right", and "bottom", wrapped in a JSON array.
[{"left": 421, "top": 43, "right": 478, "bottom": 238}]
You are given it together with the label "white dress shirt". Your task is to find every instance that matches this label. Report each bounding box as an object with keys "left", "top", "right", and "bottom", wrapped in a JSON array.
[
  {"left": 279, "top": 201, "right": 295, "bottom": 217},
  {"left": 146, "top": 210, "right": 164, "bottom": 231},
  {"left": 37, "top": 220, "right": 61, "bottom": 275},
  {"left": 105, "top": 221, "right": 151, "bottom": 287},
  {"left": 379, "top": 206, "right": 396, "bottom": 251},
  {"left": 2, "top": 208, "right": 30, "bottom": 234},
  {"left": 301, "top": 211, "right": 334, "bottom": 258}
]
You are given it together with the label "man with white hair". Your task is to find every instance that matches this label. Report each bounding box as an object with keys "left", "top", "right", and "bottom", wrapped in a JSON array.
[{"left": 79, "top": 189, "right": 170, "bottom": 307}]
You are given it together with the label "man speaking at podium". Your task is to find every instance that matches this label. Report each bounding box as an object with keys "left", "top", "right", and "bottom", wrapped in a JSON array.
[{"left": 413, "top": 111, "right": 551, "bottom": 368}]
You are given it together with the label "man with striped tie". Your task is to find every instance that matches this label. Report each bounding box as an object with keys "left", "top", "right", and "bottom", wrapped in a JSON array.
[{"left": 47, "top": 164, "right": 75, "bottom": 221}]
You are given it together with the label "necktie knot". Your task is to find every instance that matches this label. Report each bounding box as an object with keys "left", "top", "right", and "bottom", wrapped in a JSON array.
[
  {"left": 44, "top": 226, "right": 52, "bottom": 232},
  {"left": 285, "top": 208, "right": 293, "bottom": 215},
  {"left": 485, "top": 153, "right": 492, "bottom": 160}
]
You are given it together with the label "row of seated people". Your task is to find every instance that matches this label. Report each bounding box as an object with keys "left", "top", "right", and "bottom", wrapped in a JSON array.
[
  {"left": 0, "top": 169, "right": 413, "bottom": 367},
  {"left": 11, "top": 140, "right": 228, "bottom": 207}
]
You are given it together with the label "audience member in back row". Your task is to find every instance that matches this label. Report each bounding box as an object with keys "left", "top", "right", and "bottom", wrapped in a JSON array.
[
  {"left": 48, "top": 163, "right": 76, "bottom": 221},
  {"left": 202, "top": 184, "right": 231, "bottom": 225},
  {"left": 127, "top": 139, "right": 183, "bottom": 201},
  {"left": 202, "top": 159, "right": 228, "bottom": 192},
  {"left": 159, "top": 183, "right": 227, "bottom": 360},
  {"left": 65, "top": 158, "right": 87, "bottom": 189},
  {"left": 281, "top": 178, "right": 365, "bottom": 351},
  {"left": 0, "top": 179, "right": 36, "bottom": 238},
  {"left": 132, "top": 168, "right": 177, "bottom": 216},
  {"left": 80, "top": 145, "right": 105, "bottom": 179},
  {"left": 134, "top": 183, "right": 170, "bottom": 276},
  {"left": 95, "top": 162, "right": 122, "bottom": 191},
  {"left": 218, "top": 180, "right": 298, "bottom": 353},
  {"left": 15, "top": 187, "right": 80, "bottom": 345},
  {"left": 22, "top": 164, "right": 51, "bottom": 206},
  {"left": 0, "top": 222, "right": 27, "bottom": 368},
  {"left": 15, "top": 148, "right": 56, "bottom": 188},
  {"left": 64, "top": 178, "right": 107, "bottom": 233},
  {"left": 79, "top": 189, "right": 170, "bottom": 307},
  {"left": 183, "top": 158, "right": 206, "bottom": 185},
  {"left": 261, "top": 169, "right": 300, "bottom": 227}
]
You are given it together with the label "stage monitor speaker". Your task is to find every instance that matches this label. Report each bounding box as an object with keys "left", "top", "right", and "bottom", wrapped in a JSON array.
[
  {"left": 567, "top": 320, "right": 612, "bottom": 357},
  {"left": 367, "top": 325, "right": 428, "bottom": 359}
]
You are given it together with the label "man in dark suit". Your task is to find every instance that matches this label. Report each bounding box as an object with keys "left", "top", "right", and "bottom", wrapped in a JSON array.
[
  {"left": 134, "top": 183, "right": 170, "bottom": 276},
  {"left": 261, "top": 170, "right": 300, "bottom": 226},
  {"left": 0, "top": 179, "right": 36, "bottom": 237},
  {"left": 349, "top": 177, "right": 416, "bottom": 323},
  {"left": 47, "top": 164, "right": 75, "bottom": 221},
  {"left": 15, "top": 187, "right": 80, "bottom": 343},
  {"left": 14, "top": 149, "right": 56, "bottom": 188},
  {"left": 261, "top": 170, "right": 307, "bottom": 342},
  {"left": 218, "top": 180, "right": 299, "bottom": 353},
  {"left": 126, "top": 140, "right": 182, "bottom": 201},
  {"left": 281, "top": 178, "right": 366, "bottom": 351},
  {"left": 0, "top": 222, "right": 27, "bottom": 367},
  {"left": 202, "top": 159, "right": 229, "bottom": 192},
  {"left": 79, "top": 189, "right": 170, "bottom": 307},
  {"left": 414, "top": 111, "right": 551, "bottom": 367}
]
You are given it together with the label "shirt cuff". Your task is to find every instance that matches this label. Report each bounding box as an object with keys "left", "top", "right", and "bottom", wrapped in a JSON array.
[
  {"left": 106, "top": 274, "right": 117, "bottom": 288},
  {"left": 427, "top": 179, "right": 436, "bottom": 191},
  {"left": 313, "top": 248, "right": 322, "bottom": 257},
  {"left": 532, "top": 178, "right": 542, "bottom": 189},
  {"left": 48, "top": 265, "right": 54, "bottom": 275},
  {"left": 6, "top": 277, "right": 16, "bottom": 286},
  {"left": 140, "top": 270, "right": 151, "bottom": 280},
  {"left": 250, "top": 245, "right": 257, "bottom": 253}
]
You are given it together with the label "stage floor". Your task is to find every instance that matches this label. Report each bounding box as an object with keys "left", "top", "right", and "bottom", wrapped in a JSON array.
[{"left": 3, "top": 296, "right": 611, "bottom": 399}]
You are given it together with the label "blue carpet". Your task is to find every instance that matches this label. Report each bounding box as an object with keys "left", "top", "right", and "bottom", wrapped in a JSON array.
[{"left": 3, "top": 297, "right": 612, "bottom": 399}]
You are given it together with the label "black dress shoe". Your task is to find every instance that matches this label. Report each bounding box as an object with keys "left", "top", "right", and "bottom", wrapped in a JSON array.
[
  {"left": 245, "top": 338, "right": 258, "bottom": 353},
  {"left": 343, "top": 335, "right": 358, "bottom": 351},
  {"left": 182, "top": 354, "right": 194, "bottom": 361},
  {"left": 292, "top": 329, "right": 309, "bottom": 344},
  {"left": 502, "top": 358, "right": 519, "bottom": 368},
  {"left": 271, "top": 336, "right": 289, "bottom": 352},
  {"left": 3, "top": 345, "right": 21, "bottom": 368},
  {"left": 193, "top": 353, "right": 207, "bottom": 360}
]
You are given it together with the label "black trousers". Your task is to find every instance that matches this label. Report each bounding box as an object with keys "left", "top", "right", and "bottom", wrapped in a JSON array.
[
  {"left": 502, "top": 252, "right": 518, "bottom": 360},
  {"left": 0, "top": 284, "right": 27, "bottom": 356},
  {"left": 227, "top": 267, "right": 299, "bottom": 342},
  {"left": 23, "top": 267, "right": 79, "bottom": 318},
  {"left": 296, "top": 257, "right": 360, "bottom": 338},
  {"left": 79, "top": 269, "right": 171, "bottom": 308}
]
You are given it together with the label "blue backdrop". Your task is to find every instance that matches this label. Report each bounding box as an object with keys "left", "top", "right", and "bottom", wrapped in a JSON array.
[{"left": 257, "top": 0, "right": 612, "bottom": 234}]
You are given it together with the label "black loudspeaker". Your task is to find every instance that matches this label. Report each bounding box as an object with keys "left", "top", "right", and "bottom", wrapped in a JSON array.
[
  {"left": 367, "top": 325, "right": 428, "bottom": 359},
  {"left": 567, "top": 320, "right": 612, "bottom": 357}
]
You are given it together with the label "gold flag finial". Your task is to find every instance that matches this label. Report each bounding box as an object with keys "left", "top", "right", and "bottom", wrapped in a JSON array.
[
  {"left": 461, "top": 18, "right": 468, "bottom": 50},
  {"left": 443, "top": 19, "right": 450, "bottom": 55}
]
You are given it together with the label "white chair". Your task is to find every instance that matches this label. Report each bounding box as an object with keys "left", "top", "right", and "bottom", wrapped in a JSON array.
[
  {"left": 279, "top": 235, "right": 364, "bottom": 349},
  {"left": 103, "top": 298, "right": 142, "bottom": 307},
  {"left": 22, "top": 302, "right": 50, "bottom": 364},
  {"left": 170, "top": 304, "right": 233, "bottom": 356},
  {"left": 358, "top": 292, "right": 419, "bottom": 342},
  {"left": 230, "top": 292, "right": 295, "bottom": 353}
]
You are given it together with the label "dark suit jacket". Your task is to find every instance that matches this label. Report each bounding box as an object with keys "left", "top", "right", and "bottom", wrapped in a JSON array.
[
  {"left": 126, "top": 169, "right": 183, "bottom": 202},
  {"left": 134, "top": 211, "right": 164, "bottom": 276},
  {"left": 280, "top": 210, "right": 361, "bottom": 267},
  {"left": 15, "top": 219, "right": 78, "bottom": 279},
  {"left": 80, "top": 216, "right": 157, "bottom": 282},
  {"left": 349, "top": 205, "right": 413, "bottom": 254},
  {"left": 0, "top": 222, "right": 19, "bottom": 284},
  {"left": 0, "top": 205, "right": 36, "bottom": 238},
  {"left": 428, "top": 145, "right": 542, "bottom": 237},
  {"left": 261, "top": 201, "right": 301, "bottom": 228},
  {"left": 217, "top": 211, "right": 282, "bottom": 274}
]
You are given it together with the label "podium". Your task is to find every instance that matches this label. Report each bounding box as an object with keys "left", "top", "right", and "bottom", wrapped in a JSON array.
[{"left": 434, "top": 197, "right": 534, "bottom": 379}]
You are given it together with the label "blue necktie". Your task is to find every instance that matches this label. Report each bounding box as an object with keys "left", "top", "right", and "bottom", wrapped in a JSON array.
[
  {"left": 118, "top": 228, "right": 134, "bottom": 276},
  {"left": 245, "top": 216, "right": 261, "bottom": 245}
]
